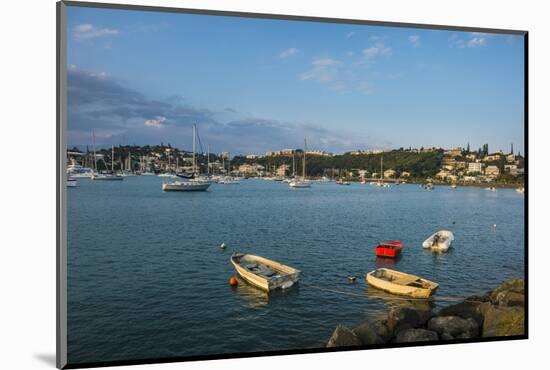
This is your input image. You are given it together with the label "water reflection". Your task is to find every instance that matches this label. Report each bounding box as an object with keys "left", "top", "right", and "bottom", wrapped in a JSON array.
[
  {"left": 374, "top": 256, "right": 400, "bottom": 269},
  {"left": 230, "top": 276, "right": 301, "bottom": 309},
  {"left": 365, "top": 285, "right": 435, "bottom": 311}
]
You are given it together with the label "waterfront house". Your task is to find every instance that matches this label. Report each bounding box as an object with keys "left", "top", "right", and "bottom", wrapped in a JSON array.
[{"left": 485, "top": 165, "right": 500, "bottom": 176}]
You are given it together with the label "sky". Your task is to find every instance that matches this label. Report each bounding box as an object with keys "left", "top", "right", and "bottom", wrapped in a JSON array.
[{"left": 66, "top": 5, "right": 525, "bottom": 155}]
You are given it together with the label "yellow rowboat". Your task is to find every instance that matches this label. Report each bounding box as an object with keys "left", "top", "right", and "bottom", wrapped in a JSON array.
[
  {"left": 230, "top": 252, "right": 300, "bottom": 292},
  {"left": 366, "top": 268, "right": 438, "bottom": 298}
]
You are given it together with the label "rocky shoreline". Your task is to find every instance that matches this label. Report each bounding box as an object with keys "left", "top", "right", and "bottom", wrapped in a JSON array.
[{"left": 327, "top": 278, "right": 525, "bottom": 347}]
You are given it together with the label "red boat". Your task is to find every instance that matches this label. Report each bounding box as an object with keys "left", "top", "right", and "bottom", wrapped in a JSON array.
[{"left": 375, "top": 240, "right": 403, "bottom": 258}]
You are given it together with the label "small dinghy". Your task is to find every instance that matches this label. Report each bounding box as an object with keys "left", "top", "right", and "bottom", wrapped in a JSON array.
[
  {"left": 422, "top": 230, "right": 454, "bottom": 252},
  {"left": 375, "top": 240, "right": 403, "bottom": 258},
  {"left": 366, "top": 268, "right": 438, "bottom": 298},
  {"left": 230, "top": 252, "right": 300, "bottom": 292}
]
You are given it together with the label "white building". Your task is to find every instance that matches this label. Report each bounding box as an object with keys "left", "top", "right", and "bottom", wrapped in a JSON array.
[{"left": 468, "top": 162, "right": 483, "bottom": 174}]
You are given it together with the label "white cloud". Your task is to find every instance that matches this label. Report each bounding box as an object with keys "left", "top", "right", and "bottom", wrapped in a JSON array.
[
  {"left": 74, "top": 23, "right": 119, "bottom": 40},
  {"left": 408, "top": 35, "right": 421, "bottom": 48},
  {"left": 449, "top": 33, "right": 489, "bottom": 49},
  {"left": 300, "top": 58, "right": 340, "bottom": 82},
  {"left": 467, "top": 37, "right": 487, "bottom": 48},
  {"left": 144, "top": 116, "right": 166, "bottom": 128},
  {"left": 278, "top": 47, "right": 299, "bottom": 58},
  {"left": 362, "top": 42, "right": 392, "bottom": 61}
]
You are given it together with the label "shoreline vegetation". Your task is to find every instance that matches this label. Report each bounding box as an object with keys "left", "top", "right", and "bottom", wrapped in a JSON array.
[{"left": 326, "top": 278, "right": 525, "bottom": 347}]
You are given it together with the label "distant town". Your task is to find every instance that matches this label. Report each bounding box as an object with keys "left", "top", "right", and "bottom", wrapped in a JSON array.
[{"left": 67, "top": 142, "right": 525, "bottom": 186}]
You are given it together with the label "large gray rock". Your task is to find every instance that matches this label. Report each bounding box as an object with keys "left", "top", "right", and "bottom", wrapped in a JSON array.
[
  {"left": 370, "top": 320, "right": 393, "bottom": 343},
  {"left": 490, "top": 279, "right": 525, "bottom": 307},
  {"left": 387, "top": 307, "right": 434, "bottom": 333},
  {"left": 482, "top": 305, "right": 525, "bottom": 337},
  {"left": 352, "top": 320, "right": 391, "bottom": 345},
  {"left": 427, "top": 315, "right": 479, "bottom": 339},
  {"left": 327, "top": 325, "right": 362, "bottom": 348},
  {"left": 394, "top": 328, "right": 439, "bottom": 343},
  {"left": 437, "top": 294, "right": 489, "bottom": 325},
  {"left": 352, "top": 323, "right": 382, "bottom": 345}
]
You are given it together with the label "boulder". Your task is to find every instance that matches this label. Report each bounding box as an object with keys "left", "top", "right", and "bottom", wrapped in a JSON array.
[
  {"left": 437, "top": 299, "right": 485, "bottom": 325},
  {"left": 427, "top": 315, "right": 479, "bottom": 339},
  {"left": 352, "top": 322, "right": 383, "bottom": 345},
  {"left": 394, "top": 328, "right": 439, "bottom": 343},
  {"left": 387, "top": 307, "right": 434, "bottom": 333},
  {"left": 490, "top": 279, "right": 525, "bottom": 307},
  {"left": 482, "top": 305, "right": 525, "bottom": 337},
  {"left": 352, "top": 319, "right": 392, "bottom": 345},
  {"left": 492, "top": 291, "right": 525, "bottom": 307},
  {"left": 370, "top": 320, "right": 393, "bottom": 343},
  {"left": 327, "top": 325, "right": 362, "bottom": 348}
]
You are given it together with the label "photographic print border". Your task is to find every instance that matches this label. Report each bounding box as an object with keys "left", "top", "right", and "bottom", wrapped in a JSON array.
[{"left": 56, "top": 1, "right": 529, "bottom": 368}]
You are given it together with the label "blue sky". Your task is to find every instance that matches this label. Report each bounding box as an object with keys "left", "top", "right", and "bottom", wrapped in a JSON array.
[{"left": 66, "top": 6, "right": 525, "bottom": 155}]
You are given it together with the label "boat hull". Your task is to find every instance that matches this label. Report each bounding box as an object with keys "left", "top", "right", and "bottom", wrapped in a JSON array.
[
  {"left": 91, "top": 175, "right": 124, "bottom": 181},
  {"left": 375, "top": 241, "right": 403, "bottom": 258},
  {"left": 366, "top": 268, "right": 438, "bottom": 298},
  {"left": 162, "top": 182, "right": 210, "bottom": 191},
  {"left": 289, "top": 180, "right": 311, "bottom": 188}
]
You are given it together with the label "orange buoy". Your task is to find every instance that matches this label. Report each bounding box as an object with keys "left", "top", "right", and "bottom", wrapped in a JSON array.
[{"left": 229, "top": 276, "right": 238, "bottom": 286}]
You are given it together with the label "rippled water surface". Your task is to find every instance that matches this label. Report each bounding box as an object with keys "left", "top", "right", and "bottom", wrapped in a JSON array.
[{"left": 67, "top": 177, "right": 525, "bottom": 363}]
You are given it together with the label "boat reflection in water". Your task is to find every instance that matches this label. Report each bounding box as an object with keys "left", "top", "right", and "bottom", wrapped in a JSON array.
[
  {"left": 374, "top": 256, "right": 400, "bottom": 269},
  {"left": 365, "top": 284, "right": 435, "bottom": 312},
  {"left": 230, "top": 276, "right": 300, "bottom": 310}
]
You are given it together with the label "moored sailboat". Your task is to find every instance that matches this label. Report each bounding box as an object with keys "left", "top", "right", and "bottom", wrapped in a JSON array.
[{"left": 289, "top": 139, "right": 311, "bottom": 188}]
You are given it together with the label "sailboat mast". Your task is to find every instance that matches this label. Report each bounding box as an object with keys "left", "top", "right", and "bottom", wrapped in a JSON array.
[
  {"left": 92, "top": 129, "right": 97, "bottom": 171},
  {"left": 293, "top": 153, "right": 296, "bottom": 177},
  {"left": 380, "top": 156, "right": 383, "bottom": 182},
  {"left": 112, "top": 144, "right": 115, "bottom": 172},
  {"left": 303, "top": 139, "right": 307, "bottom": 179},
  {"left": 192, "top": 124, "right": 196, "bottom": 174},
  {"left": 207, "top": 145, "right": 210, "bottom": 175}
]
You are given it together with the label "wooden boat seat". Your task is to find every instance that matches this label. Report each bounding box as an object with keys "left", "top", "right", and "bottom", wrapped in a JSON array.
[{"left": 392, "top": 275, "right": 420, "bottom": 286}]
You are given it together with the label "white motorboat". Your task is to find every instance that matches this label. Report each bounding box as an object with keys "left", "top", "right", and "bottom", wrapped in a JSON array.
[
  {"left": 422, "top": 230, "right": 455, "bottom": 252},
  {"left": 67, "top": 178, "right": 78, "bottom": 187}
]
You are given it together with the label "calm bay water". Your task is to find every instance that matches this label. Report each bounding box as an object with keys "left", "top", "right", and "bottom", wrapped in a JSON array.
[{"left": 67, "top": 177, "right": 524, "bottom": 364}]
